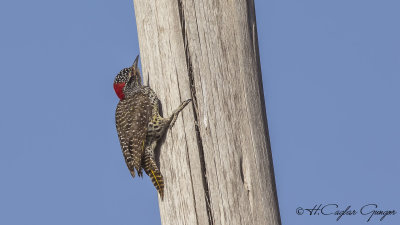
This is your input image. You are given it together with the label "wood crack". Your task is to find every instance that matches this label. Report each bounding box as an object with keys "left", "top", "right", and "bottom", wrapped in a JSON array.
[
  {"left": 177, "top": 0, "right": 214, "bottom": 225},
  {"left": 174, "top": 58, "right": 200, "bottom": 225}
]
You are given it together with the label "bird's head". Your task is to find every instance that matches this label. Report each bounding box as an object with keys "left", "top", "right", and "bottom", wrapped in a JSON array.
[{"left": 113, "top": 55, "right": 142, "bottom": 100}]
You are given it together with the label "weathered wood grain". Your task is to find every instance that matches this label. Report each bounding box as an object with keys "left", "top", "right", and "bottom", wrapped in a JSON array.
[{"left": 133, "top": 0, "right": 281, "bottom": 224}]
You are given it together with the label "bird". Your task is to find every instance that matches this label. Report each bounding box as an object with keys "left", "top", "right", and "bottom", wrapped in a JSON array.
[{"left": 113, "top": 55, "right": 191, "bottom": 199}]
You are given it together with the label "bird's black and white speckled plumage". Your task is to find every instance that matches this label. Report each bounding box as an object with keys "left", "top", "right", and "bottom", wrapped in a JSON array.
[{"left": 114, "top": 55, "right": 191, "bottom": 199}]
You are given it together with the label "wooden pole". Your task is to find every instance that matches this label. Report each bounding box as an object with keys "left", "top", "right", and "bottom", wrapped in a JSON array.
[{"left": 133, "top": 0, "right": 281, "bottom": 224}]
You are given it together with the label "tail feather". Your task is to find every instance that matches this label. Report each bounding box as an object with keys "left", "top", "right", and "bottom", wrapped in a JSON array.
[{"left": 144, "top": 155, "right": 164, "bottom": 199}]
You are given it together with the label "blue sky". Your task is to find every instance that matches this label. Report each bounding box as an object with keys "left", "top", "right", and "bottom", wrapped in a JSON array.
[{"left": 0, "top": 0, "right": 399, "bottom": 225}]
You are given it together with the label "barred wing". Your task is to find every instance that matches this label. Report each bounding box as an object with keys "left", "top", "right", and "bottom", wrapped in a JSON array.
[{"left": 115, "top": 91, "right": 151, "bottom": 177}]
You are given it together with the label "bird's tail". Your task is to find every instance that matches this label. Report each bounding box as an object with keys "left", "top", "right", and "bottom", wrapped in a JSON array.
[
  {"left": 168, "top": 99, "right": 192, "bottom": 129},
  {"left": 143, "top": 154, "right": 164, "bottom": 200}
]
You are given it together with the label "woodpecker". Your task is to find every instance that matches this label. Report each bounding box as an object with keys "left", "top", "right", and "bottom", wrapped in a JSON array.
[{"left": 114, "top": 55, "right": 191, "bottom": 199}]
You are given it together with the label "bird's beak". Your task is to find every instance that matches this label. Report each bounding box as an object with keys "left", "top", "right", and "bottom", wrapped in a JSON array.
[
  {"left": 128, "top": 55, "right": 139, "bottom": 78},
  {"left": 132, "top": 55, "right": 139, "bottom": 70}
]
